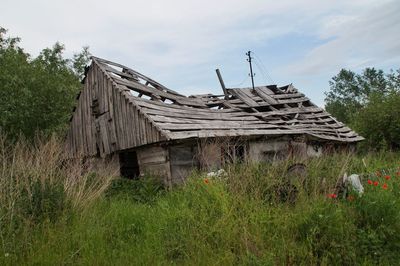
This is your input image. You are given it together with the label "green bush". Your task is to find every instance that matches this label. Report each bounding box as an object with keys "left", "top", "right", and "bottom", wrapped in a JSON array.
[
  {"left": 354, "top": 92, "right": 400, "bottom": 150},
  {"left": 324, "top": 67, "right": 400, "bottom": 150},
  {"left": 0, "top": 28, "right": 90, "bottom": 141}
]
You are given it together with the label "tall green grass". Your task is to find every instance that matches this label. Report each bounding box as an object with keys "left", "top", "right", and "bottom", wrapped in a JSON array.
[
  {"left": 0, "top": 134, "right": 118, "bottom": 264},
  {"left": 1, "top": 136, "right": 400, "bottom": 265}
]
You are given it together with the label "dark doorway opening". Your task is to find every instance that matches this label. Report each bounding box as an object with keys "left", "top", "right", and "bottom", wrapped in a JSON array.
[{"left": 119, "top": 151, "right": 140, "bottom": 179}]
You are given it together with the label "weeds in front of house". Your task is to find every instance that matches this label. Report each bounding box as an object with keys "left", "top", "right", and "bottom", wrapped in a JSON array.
[
  {"left": 0, "top": 134, "right": 118, "bottom": 264},
  {"left": 0, "top": 137, "right": 399, "bottom": 265}
]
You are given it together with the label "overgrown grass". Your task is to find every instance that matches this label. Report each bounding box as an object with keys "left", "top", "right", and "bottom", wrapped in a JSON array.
[
  {"left": 1, "top": 137, "right": 400, "bottom": 265},
  {"left": 0, "top": 134, "right": 118, "bottom": 263}
]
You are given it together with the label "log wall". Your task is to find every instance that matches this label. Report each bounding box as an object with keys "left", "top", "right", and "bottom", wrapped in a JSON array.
[{"left": 136, "top": 145, "right": 171, "bottom": 186}]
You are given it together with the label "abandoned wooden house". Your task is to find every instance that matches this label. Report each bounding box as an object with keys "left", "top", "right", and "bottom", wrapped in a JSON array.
[{"left": 65, "top": 56, "right": 363, "bottom": 186}]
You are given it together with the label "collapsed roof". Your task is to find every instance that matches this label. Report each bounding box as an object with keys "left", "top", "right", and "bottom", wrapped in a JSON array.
[
  {"left": 66, "top": 56, "right": 363, "bottom": 157},
  {"left": 91, "top": 57, "right": 363, "bottom": 142}
]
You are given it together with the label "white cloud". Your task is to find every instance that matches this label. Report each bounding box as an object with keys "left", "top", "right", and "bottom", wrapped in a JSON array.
[
  {"left": 2, "top": 0, "right": 399, "bottom": 103},
  {"left": 285, "top": 0, "right": 400, "bottom": 75}
]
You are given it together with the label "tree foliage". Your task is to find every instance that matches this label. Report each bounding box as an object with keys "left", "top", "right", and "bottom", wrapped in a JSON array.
[
  {"left": 0, "top": 27, "right": 91, "bottom": 140},
  {"left": 353, "top": 91, "right": 400, "bottom": 149},
  {"left": 325, "top": 68, "right": 392, "bottom": 124},
  {"left": 325, "top": 68, "right": 400, "bottom": 150}
]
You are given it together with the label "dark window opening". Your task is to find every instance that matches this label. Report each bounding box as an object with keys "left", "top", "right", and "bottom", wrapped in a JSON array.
[
  {"left": 221, "top": 144, "right": 246, "bottom": 164},
  {"left": 119, "top": 151, "right": 140, "bottom": 179}
]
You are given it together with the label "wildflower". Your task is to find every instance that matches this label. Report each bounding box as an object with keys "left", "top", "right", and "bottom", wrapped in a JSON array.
[
  {"left": 385, "top": 175, "right": 391, "bottom": 180},
  {"left": 203, "top": 178, "right": 209, "bottom": 185},
  {"left": 347, "top": 195, "right": 355, "bottom": 202},
  {"left": 373, "top": 181, "right": 379, "bottom": 186},
  {"left": 396, "top": 171, "right": 400, "bottom": 177},
  {"left": 382, "top": 183, "right": 388, "bottom": 190},
  {"left": 327, "top": 193, "right": 337, "bottom": 199},
  {"left": 368, "top": 180, "right": 373, "bottom": 185},
  {"left": 376, "top": 171, "right": 382, "bottom": 177}
]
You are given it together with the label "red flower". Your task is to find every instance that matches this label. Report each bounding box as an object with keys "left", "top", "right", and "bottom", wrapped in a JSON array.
[
  {"left": 385, "top": 175, "right": 391, "bottom": 180},
  {"left": 368, "top": 180, "right": 373, "bottom": 185},
  {"left": 347, "top": 195, "right": 355, "bottom": 202},
  {"left": 327, "top": 193, "right": 337, "bottom": 199},
  {"left": 203, "top": 178, "right": 209, "bottom": 184},
  {"left": 382, "top": 183, "right": 388, "bottom": 190},
  {"left": 373, "top": 181, "right": 379, "bottom": 186}
]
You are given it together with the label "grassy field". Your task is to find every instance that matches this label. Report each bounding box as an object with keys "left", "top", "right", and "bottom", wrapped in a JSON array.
[{"left": 1, "top": 136, "right": 400, "bottom": 265}]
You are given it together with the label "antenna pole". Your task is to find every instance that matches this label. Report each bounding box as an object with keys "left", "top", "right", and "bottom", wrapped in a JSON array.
[{"left": 246, "top": 51, "right": 255, "bottom": 90}]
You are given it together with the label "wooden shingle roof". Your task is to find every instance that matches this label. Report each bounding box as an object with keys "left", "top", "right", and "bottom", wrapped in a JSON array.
[{"left": 92, "top": 56, "right": 363, "bottom": 143}]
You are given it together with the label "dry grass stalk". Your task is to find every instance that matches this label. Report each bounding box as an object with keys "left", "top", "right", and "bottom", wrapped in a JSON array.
[{"left": 0, "top": 133, "right": 119, "bottom": 215}]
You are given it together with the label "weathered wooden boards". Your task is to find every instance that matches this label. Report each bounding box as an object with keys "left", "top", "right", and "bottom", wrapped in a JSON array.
[
  {"left": 66, "top": 61, "right": 166, "bottom": 158},
  {"left": 137, "top": 146, "right": 171, "bottom": 185},
  {"left": 65, "top": 57, "right": 363, "bottom": 158}
]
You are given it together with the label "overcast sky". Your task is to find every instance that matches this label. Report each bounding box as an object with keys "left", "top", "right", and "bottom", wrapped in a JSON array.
[{"left": 3, "top": 0, "right": 400, "bottom": 106}]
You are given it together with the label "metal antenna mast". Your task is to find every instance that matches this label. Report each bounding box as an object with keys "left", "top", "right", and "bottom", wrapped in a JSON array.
[{"left": 246, "top": 51, "right": 255, "bottom": 90}]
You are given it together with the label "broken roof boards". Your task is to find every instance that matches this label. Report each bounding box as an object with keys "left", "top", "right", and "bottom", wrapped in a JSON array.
[{"left": 66, "top": 56, "right": 363, "bottom": 157}]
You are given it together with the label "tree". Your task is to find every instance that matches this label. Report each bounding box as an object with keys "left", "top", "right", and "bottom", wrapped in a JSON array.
[
  {"left": 0, "top": 27, "right": 91, "bottom": 140},
  {"left": 325, "top": 68, "right": 390, "bottom": 124},
  {"left": 325, "top": 67, "right": 400, "bottom": 150},
  {"left": 353, "top": 91, "right": 400, "bottom": 149}
]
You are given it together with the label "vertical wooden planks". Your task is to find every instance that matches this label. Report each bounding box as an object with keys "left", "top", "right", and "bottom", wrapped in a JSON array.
[
  {"left": 131, "top": 104, "right": 137, "bottom": 147},
  {"left": 126, "top": 101, "right": 134, "bottom": 148},
  {"left": 82, "top": 82, "right": 89, "bottom": 155},
  {"left": 112, "top": 85, "right": 120, "bottom": 150},
  {"left": 75, "top": 101, "right": 82, "bottom": 155},
  {"left": 135, "top": 109, "right": 141, "bottom": 145},
  {"left": 118, "top": 90, "right": 127, "bottom": 150},
  {"left": 86, "top": 66, "right": 94, "bottom": 155},
  {"left": 66, "top": 60, "right": 168, "bottom": 158},
  {"left": 89, "top": 66, "right": 97, "bottom": 155}
]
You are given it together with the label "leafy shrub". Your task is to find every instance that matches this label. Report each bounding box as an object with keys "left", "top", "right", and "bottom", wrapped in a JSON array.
[
  {"left": 354, "top": 92, "right": 400, "bottom": 150},
  {"left": 0, "top": 27, "right": 90, "bottom": 141},
  {"left": 324, "top": 67, "right": 400, "bottom": 150}
]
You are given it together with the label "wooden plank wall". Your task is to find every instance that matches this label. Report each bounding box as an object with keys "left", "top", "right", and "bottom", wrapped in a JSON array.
[
  {"left": 66, "top": 62, "right": 165, "bottom": 158},
  {"left": 65, "top": 64, "right": 98, "bottom": 157}
]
